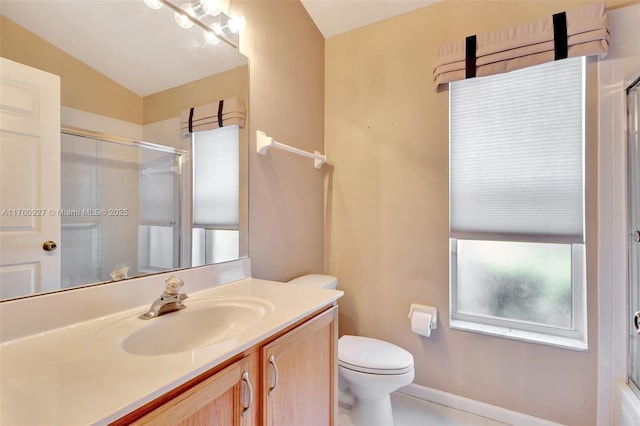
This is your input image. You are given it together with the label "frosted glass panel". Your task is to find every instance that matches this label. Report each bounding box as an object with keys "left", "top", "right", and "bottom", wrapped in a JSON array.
[
  {"left": 60, "top": 134, "right": 102, "bottom": 287},
  {"left": 140, "top": 149, "right": 179, "bottom": 225},
  {"left": 192, "top": 229, "right": 239, "bottom": 267},
  {"left": 61, "top": 133, "right": 181, "bottom": 283},
  {"left": 149, "top": 226, "right": 174, "bottom": 269},
  {"left": 456, "top": 240, "right": 573, "bottom": 328}
]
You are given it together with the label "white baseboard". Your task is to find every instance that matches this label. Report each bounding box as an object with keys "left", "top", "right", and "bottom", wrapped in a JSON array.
[{"left": 397, "top": 383, "right": 564, "bottom": 426}]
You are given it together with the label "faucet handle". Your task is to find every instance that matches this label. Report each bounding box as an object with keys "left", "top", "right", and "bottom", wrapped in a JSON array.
[{"left": 164, "top": 276, "right": 184, "bottom": 295}]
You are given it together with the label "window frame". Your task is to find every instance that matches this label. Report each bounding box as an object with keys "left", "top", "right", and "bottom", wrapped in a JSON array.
[
  {"left": 448, "top": 58, "right": 588, "bottom": 351},
  {"left": 449, "top": 239, "right": 587, "bottom": 349}
]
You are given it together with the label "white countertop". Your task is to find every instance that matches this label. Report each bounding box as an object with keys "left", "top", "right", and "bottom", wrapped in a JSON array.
[{"left": 0, "top": 278, "right": 342, "bottom": 425}]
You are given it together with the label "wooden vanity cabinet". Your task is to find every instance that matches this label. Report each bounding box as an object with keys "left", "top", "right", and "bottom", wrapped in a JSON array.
[
  {"left": 114, "top": 305, "right": 337, "bottom": 426},
  {"left": 129, "top": 352, "right": 258, "bottom": 426},
  {"left": 261, "top": 305, "right": 338, "bottom": 426}
]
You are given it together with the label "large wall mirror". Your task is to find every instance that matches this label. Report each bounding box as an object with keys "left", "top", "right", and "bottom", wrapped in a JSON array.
[{"left": 0, "top": 0, "right": 249, "bottom": 300}]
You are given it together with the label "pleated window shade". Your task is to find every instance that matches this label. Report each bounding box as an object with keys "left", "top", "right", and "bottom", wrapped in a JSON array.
[
  {"left": 434, "top": 2, "right": 608, "bottom": 92},
  {"left": 181, "top": 97, "right": 245, "bottom": 135},
  {"left": 192, "top": 125, "right": 239, "bottom": 229},
  {"left": 449, "top": 56, "right": 584, "bottom": 243}
]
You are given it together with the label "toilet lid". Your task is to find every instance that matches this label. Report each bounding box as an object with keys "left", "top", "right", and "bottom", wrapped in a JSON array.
[
  {"left": 287, "top": 274, "right": 337, "bottom": 289},
  {"left": 338, "top": 335, "right": 414, "bottom": 375}
]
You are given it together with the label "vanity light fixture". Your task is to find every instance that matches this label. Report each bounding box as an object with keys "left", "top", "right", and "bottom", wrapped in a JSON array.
[
  {"left": 143, "top": 0, "right": 164, "bottom": 9},
  {"left": 144, "top": 0, "right": 246, "bottom": 49},
  {"left": 200, "top": 0, "right": 222, "bottom": 16},
  {"left": 203, "top": 29, "right": 220, "bottom": 45},
  {"left": 174, "top": 3, "right": 196, "bottom": 28},
  {"left": 227, "top": 16, "right": 246, "bottom": 34},
  {"left": 211, "top": 16, "right": 245, "bottom": 36}
]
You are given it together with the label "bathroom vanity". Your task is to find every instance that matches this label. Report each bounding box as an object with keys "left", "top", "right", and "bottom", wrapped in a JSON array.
[
  {"left": 118, "top": 305, "right": 337, "bottom": 425},
  {"left": 0, "top": 261, "right": 343, "bottom": 426}
]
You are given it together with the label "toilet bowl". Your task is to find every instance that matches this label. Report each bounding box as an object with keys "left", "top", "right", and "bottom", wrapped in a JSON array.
[
  {"left": 288, "top": 274, "right": 415, "bottom": 426},
  {"left": 338, "top": 335, "right": 414, "bottom": 425}
]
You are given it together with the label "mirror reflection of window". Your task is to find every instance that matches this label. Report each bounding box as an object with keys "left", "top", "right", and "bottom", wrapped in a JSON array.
[{"left": 191, "top": 125, "right": 240, "bottom": 266}]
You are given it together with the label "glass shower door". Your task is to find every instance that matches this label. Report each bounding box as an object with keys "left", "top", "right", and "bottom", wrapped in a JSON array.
[
  {"left": 60, "top": 131, "right": 182, "bottom": 286},
  {"left": 628, "top": 78, "right": 640, "bottom": 391}
]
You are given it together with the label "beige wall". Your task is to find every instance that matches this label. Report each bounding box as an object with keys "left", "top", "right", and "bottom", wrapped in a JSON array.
[
  {"left": 0, "top": 16, "right": 143, "bottom": 124},
  {"left": 143, "top": 65, "right": 249, "bottom": 125},
  {"left": 231, "top": 0, "right": 325, "bottom": 280},
  {"left": 325, "top": 1, "right": 608, "bottom": 424}
]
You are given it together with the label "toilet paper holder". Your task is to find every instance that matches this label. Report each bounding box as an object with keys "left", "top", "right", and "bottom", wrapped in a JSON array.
[{"left": 408, "top": 303, "right": 437, "bottom": 335}]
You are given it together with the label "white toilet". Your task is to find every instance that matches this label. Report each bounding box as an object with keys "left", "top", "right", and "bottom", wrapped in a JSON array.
[{"left": 288, "top": 274, "right": 415, "bottom": 426}]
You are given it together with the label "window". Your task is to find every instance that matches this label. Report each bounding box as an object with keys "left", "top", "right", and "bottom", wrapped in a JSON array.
[
  {"left": 192, "top": 125, "right": 240, "bottom": 266},
  {"left": 449, "top": 57, "right": 587, "bottom": 350}
]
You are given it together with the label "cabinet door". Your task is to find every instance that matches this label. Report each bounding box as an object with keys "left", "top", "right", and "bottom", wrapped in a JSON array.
[
  {"left": 261, "top": 306, "right": 338, "bottom": 426},
  {"left": 131, "top": 353, "right": 258, "bottom": 426}
]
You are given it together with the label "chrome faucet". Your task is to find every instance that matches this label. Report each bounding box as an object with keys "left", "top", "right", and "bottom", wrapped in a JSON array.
[{"left": 139, "top": 276, "right": 188, "bottom": 320}]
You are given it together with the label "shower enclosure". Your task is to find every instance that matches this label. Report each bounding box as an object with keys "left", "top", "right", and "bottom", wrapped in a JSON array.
[
  {"left": 628, "top": 77, "right": 640, "bottom": 393},
  {"left": 60, "top": 129, "right": 182, "bottom": 287}
]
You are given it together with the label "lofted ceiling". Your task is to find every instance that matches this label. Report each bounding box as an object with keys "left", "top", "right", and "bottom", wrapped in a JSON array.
[
  {"left": 300, "top": 0, "right": 441, "bottom": 39},
  {"left": 0, "top": 0, "right": 440, "bottom": 95},
  {"left": 0, "top": 0, "right": 247, "bottom": 97}
]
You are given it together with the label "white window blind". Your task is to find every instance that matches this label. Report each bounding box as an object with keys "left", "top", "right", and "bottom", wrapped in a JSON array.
[
  {"left": 450, "top": 57, "right": 584, "bottom": 243},
  {"left": 193, "top": 125, "right": 239, "bottom": 229}
]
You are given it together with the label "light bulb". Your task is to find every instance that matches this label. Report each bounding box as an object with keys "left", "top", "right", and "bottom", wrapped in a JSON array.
[
  {"left": 143, "top": 0, "right": 163, "bottom": 10},
  {"left": 227, "top": 16, "right": 246, "bottom": 34},
  {"left": 174, "top": 4, "right": 195, "bottom": 29},
  {"left": 212, "top": 22, "right": 224, "bottom": 36},
  {"left": 200, "top": 0, "right": 221, "bottom": 16},
  {"left": 203, "top": 30, "right": 220, "bottom": 45}
]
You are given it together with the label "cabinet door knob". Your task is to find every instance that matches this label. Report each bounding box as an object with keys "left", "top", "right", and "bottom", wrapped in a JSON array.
[
  {"left": 241, "top": 371, "right": 253, "bottom": 418},
  {"left": 267, "top": 354, "right": 279, "bottom": 397}
]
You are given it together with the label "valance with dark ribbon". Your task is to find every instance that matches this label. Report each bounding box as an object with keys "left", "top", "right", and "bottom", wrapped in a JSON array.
[
  {"left": 433, "top": 2, "right": 609, "bottom": 92},
  {"left": 180, "top": 96, "right": 245, "bottom": 134}
]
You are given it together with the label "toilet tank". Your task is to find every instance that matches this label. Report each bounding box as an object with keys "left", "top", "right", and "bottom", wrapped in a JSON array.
[{"left": 288, "top": 274, "right": 338, "bottom": 290}]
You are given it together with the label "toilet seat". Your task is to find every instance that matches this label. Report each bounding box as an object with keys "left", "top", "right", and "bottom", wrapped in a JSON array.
[{"left": 338, "top": 335, "right": 414, "bottom": 375}]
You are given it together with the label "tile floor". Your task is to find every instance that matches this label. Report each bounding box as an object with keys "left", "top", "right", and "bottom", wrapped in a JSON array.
[{"left": 338, "top": 392, "right": 509, "bottom": 426}]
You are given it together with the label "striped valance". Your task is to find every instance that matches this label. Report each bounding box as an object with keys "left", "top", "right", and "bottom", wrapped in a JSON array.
[
  {"left": 180, "top": 96, "right": 245, "bottom": 134},
  {"left": 433, "top": 2, "right": 609, "bottom": 92}
]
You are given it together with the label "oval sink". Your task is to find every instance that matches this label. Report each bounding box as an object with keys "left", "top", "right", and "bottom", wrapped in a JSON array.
[{"left": 88, "top": 297, "right": 274, "bottom": 356}]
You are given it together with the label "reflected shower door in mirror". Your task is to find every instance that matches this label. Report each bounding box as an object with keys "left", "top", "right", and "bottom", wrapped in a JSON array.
[
  {"left": 60, "top": 131, "right": 182, "bottom": 289},
  {"left": 0, "top": 0, "right": 249, "bottom": 300}
]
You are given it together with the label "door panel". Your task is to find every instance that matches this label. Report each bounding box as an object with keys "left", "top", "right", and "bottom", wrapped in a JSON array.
[
  {"left": 0, "top": 262, "right": 39, "bottom": 300},
  {"left": 0, "top": 57, "right": 61, "bottom": 298},
  {"left": 261, "top": 306, "right": 338, "bottom": 426}
]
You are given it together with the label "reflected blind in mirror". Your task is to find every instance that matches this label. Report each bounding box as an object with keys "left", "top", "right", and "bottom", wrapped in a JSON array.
[{"left": 193, "top": 125, "right": 239, "bottom": 229}]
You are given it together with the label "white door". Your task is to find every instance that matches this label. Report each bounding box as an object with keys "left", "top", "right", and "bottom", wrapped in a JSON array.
[{"left": 0, "top": 57, "right": 61, "bottom": 299}]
